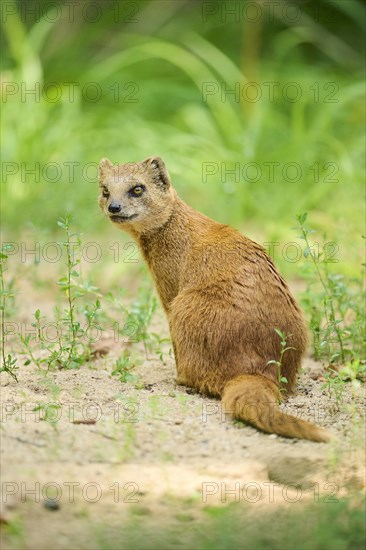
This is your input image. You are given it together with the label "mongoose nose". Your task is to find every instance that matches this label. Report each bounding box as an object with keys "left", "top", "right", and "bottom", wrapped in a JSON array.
[{"left": 108, "top": 202, "right": 122, "bottom": 214}]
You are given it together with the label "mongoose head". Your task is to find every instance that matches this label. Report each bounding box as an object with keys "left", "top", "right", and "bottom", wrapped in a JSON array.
[{"left": 98, "top": 156, "right": 176, "bottom": 234}]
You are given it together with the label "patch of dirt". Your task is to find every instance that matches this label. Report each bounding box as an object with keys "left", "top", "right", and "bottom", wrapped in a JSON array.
[{"left": 0, "top": 289, "right": 365, "bottom": 549}]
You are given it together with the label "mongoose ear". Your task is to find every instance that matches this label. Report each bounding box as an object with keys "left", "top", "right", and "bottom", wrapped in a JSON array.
[
  {"left": 141, "top": 156, "right": 171, "bottom": 189},
  {"left": 99, "top": 158, "right": 113, "bottom": 181}
]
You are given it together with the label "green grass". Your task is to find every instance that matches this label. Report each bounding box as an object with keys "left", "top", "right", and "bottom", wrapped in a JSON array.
[
  {"left": 295, "top": 213, "right": 365, "bottom": 364},
  {"left": 1, "top": 1, "right": 364, "bottom": 279},
  {"left": 91, "top": 495, "right": 365, "bottom": 550},
  {"left": 4, "top": 495, "right": 364, "bottom": 550},
  {"left": 0, "top": 244, "right": 19, "bottom": 380}
]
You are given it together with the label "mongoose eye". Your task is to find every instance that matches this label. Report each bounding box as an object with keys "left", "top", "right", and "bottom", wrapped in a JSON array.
[
  {"left": 102, "top": 187, "right": 109, "bottom": 198},
  {"left": 130, "top": 185, "right": 144, "bottom": 197}
]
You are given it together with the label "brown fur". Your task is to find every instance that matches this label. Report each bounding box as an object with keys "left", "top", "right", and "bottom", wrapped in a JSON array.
[{"left": 99, "top": 156, "right": 332, "bottom": 442}]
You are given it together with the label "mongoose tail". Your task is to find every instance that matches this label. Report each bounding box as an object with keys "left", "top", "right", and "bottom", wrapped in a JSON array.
[{"left": 222, "top": 374, "right": 332, "bottom": 442}]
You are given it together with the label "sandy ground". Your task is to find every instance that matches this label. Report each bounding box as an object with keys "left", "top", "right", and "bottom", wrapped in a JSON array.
[
  {"left": 1, "top": 321, "right": 365, "bottom": 549},
  {"left": 0, "top": 271, "right": 365, "bottom": 549}
]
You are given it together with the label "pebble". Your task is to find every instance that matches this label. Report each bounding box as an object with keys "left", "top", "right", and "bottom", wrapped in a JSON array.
[{"left": 43, "top": 499, "right": 60, "bottom": 511}]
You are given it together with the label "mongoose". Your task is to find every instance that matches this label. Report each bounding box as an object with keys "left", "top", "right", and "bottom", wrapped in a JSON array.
[{"left": 99, "top": 156, "right": 331, "bottom": 442}]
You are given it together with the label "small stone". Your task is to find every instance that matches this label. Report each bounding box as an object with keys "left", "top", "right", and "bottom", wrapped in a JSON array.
[{"left": 43, "top": 499, "right": 60, "bottom": 511}]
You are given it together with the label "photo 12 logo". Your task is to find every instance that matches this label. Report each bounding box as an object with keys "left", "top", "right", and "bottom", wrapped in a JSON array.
[
  {"left": 1, "top": 81, "right": 139, "bottom": 104},
  {"left": 201, "top": 161, "right": 340, "bottom": 185},
  {"left": 1, "top": 2, "right": 140, "bottom": 24},
  {"left": 201, "top": 2, "right": 340, "bottom": 24},
  {"left": 1, "top": 481, "right": 140, "bottom": 504},
  {"left": 201, "top": 481, "right": 340, "bottom": 504},
  {"left": 202, "top": 81, "right": 339, "bottom": 104}
]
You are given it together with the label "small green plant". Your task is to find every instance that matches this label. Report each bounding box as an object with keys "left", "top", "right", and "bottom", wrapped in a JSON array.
[
  {"left": 20, "top": 309, "right": 54, "bottom": 370},
  {"left": 20, "top": 216, "right": 103, "bottom": 370},
  {"left": 339, "top": 359, "right": 366, "bottom": 386},
  {"left": 321, "top": 367, "right": 346, "bottom": 412},
  {"left": 111, "top": 355, "right": 135, "bottom": 383},
  {"left": 82, "top": 299, "right": 103, "bottom": 360},
  {"left": 267, "top": 329, "right": 292, "bottom": 402},
  {"left": 107, "top": 281, "right": 158, "bottom": 358},
  {"left": 322, "top": 359, "right": 365, "bottom": 413},
  {"left": 57, "top": 215, "right": 81, "bottom": 365},
  {"left": 151, "top": 332, "right": 172, "bottom": 362},
  {"left": 124, "top": 285, "right": 158, "bottom": 358},
  {"left": 0, "top": 246, "right": 18, "bottom": 381},
  {"left": 295, "top": 213, "right": 365, "bottom": 365},
  {"left": 33, "top": 402, "right": 62, "bottom": 430}
]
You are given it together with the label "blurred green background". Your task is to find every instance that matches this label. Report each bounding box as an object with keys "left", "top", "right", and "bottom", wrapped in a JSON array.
[{"left": 1, "top": 0, "right": 365, "bottom": 277}]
